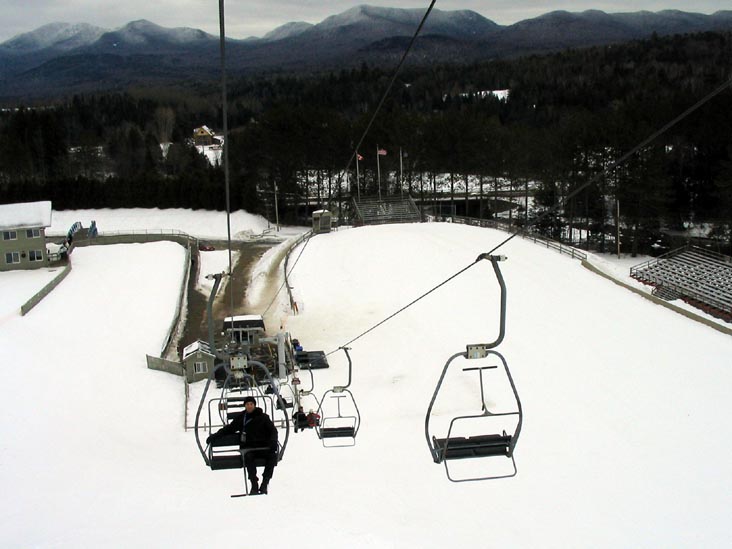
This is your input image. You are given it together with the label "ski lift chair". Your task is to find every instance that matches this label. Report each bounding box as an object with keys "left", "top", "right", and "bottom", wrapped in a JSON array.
[
  {"left": 316, "top": 347, "right": 361, "bottom": 447},
  {"left": 425, "top": 254, "right": 523, "bottom": 482},
  {"left": 195, "top": 359, "right": 291, "bottom": 497}
]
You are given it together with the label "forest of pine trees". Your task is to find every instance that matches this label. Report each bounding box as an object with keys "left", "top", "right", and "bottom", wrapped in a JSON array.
[{"left": 1, "top": 30, "right": 732, "bottom": 254}]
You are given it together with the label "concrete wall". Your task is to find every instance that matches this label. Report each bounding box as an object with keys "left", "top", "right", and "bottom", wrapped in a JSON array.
[
  {"left": 72, "top": 232, "right": 195, "bottom": 248},
  {"left": 20, "top": 261, "right": 71, "bottom": 315},
  {"left": 159, "top": 243, "right": 192, "bottom": 358},
  {"left": 146, "top": 355, "right": 184, "bottom": 376}
]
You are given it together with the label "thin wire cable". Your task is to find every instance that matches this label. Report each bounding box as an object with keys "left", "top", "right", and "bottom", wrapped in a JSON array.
[
  {"left": 337, "top": 0, "right": 438, "bottom": 188},
  {"left": 325, "top": 74, "right": 732, "bottom": 355}
]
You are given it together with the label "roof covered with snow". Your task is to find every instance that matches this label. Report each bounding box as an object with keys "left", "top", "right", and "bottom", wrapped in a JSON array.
[
  {"left": 182, "top": 339, "right": 213, "bottom": 359},
  {"left": 223, "top": 314, "right": 266, "bottom": 330},
  {"left": 0, "top": 201, "right": 52, "bottom": 231}
]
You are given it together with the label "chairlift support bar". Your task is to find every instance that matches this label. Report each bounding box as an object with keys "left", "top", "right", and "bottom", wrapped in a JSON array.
[{"left": 463, "top": 365, "right": 497, "bottom": 412}]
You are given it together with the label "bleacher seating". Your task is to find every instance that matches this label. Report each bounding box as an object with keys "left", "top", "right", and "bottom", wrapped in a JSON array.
[
  {"left": 352, "top": 195, "right": 422, "bottom": 226},
  {"left": 630, "top": 246, "right": 732, "bottom": 321}
]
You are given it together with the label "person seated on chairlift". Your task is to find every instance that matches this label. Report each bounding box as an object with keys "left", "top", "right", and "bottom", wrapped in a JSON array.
[
  {"left": 206, "top": 396, "right": 278, "bottom": 495},
  {"left": 293, "top": 406, "right": 308, "bottom": 432},
  {"left": 293, "top": 338, "right": 303, "bottom": 352},
  {"left": 306, "top": 409, "right": 321, "bottom": 428}
]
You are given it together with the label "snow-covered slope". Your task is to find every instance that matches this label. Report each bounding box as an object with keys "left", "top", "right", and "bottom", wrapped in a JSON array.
[{"left": 1, "top": 218, "right": 731, "bottom": 548}]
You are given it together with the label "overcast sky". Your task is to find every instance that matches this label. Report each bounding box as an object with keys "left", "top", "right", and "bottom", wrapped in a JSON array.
[{"left": 2, "top": 1, "right": 729, "bottom": 43}]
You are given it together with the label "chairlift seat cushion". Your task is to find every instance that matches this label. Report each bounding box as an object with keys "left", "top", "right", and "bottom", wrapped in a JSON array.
[
  {"left": 320, "top": 426, "right": 356, "bottom": 438},
  {"left": 210, "top": 455, "right": 243, "bottom": 470},
  {"left": 433, "top": 434, "right": 511, "bottom": 460},
  {"left": 210, "top": 433, "right": 241, "bottom": 447}
]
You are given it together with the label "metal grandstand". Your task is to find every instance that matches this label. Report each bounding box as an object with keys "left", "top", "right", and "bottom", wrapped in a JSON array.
[
  {"left": 630, "top": 245, "right": 732, "bottom": 321},
  {"left": 351, "top": 195, "right": 422, "bottom": 226}
]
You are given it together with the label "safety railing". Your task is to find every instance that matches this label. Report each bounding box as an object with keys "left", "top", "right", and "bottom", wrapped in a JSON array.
[{"left": 446, "top": 215, "right": 587, "bottom": 261}]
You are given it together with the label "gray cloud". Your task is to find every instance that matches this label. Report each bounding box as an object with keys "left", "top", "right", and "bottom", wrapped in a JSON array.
[{"left": 1, "top": 1, "right": 729, "bottom": 43}]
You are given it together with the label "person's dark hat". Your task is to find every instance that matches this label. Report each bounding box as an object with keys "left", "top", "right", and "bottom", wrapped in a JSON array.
[{"left": 243, "top": 396, "right": 256, "bottom": 405}]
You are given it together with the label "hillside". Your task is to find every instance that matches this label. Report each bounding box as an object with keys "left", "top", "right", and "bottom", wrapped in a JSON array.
[{"left": 2, "top": 7, "right": 732, "bottom": 99}]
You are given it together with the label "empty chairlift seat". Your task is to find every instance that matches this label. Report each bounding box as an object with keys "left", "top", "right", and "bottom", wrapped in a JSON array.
[
  {"left": 425, "top": 254, "right": 523, "bottom": 482},
  {"left": 432, "top": 433, "right": 513, "bottom": 460}
]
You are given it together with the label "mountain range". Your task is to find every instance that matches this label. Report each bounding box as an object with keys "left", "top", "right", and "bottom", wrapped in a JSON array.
[{"left": 1, "top": 5, "right": 732, "bottom": 100}]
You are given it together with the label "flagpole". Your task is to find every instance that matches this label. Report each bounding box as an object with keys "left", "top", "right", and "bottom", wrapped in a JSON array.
[
  {"left": 356, "top": 153, "right": 361, "bottom": 200},
  {"left": 399, "top": 147, "right": 403, "bottom": 198},
  {"left": 377, "top": 145, "right": 381, "bottom": 200}
]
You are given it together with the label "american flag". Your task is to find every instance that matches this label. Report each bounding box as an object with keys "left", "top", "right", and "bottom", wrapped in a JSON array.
[
  {"left": 357, "top": 153, "right": 364, "bottom": 161},
  {"left": 377, "top": 148, "right": 387, "bottom": 156}
]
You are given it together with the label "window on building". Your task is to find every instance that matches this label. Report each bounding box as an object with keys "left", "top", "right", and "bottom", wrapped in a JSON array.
[
  {"left": 3, "top": 231, "right": 17, "bottom": 241},
  {"left": 29, "top": 250, "right": 44, "bottom": 262},
  {"left": 26, "top": 228, "right": 41, "bottom": 238},
  {"left": 5, "top": 252, "right": 20, "bottom": 264},
  {"left": 194, "top": 362, "right": 208, "bottom": 375}
]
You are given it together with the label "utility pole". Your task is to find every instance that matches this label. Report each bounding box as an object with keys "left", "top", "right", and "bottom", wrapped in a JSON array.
[{"left": 617, "top": 200, "right": 621, "bottom": 259}]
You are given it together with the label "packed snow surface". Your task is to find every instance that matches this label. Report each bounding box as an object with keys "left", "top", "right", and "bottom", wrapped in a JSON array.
[{"left": 1, "top": 212, "right": 732, "bottom": 548}]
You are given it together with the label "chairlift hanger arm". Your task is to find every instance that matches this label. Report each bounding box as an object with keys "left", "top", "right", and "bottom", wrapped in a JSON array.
[
  {"left": 468, "top": 254, "right": 507, "bottom": 355},
  {"left": 339, "top": 346, "right": 353, "bottom": 390},
  {"left": 205, "top": 271, "right": 229, "bottom": 360}
]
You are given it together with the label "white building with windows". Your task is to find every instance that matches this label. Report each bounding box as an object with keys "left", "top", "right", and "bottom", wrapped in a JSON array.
[{"left": 0, "top": 201, "right": 52, "bottom": 272}]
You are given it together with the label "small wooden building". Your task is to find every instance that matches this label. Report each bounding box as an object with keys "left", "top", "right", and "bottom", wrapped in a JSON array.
[
  {"left": 0, "top": 201, "right": 52, "bottom": 272},
  {"left": 193, "top": 126, "right": 218, "bottom": 146},
  {"left": 183, "top": 340, "right": 216, "bottom": 383}
]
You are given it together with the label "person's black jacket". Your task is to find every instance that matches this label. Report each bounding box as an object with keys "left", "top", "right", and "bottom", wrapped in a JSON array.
[{"left": 208, "top": 406, "right": 278, "bottom": 450}]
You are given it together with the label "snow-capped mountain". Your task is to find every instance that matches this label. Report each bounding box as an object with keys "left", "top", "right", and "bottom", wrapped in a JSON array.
[
  {"left": 93, "top": 19, "right": 216, "bottom": 50},
  {"left": 262, "top": 21, "right": 314, "bottom": 42},
  {"left": 1, "top": 6, "right": 732, "bottom": 100},
  {"left": 315, "top": 5, "right": 499, "bottom": 39},
  {"left": 2, "top": 22, "right": 107, "bottom": 52}
]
